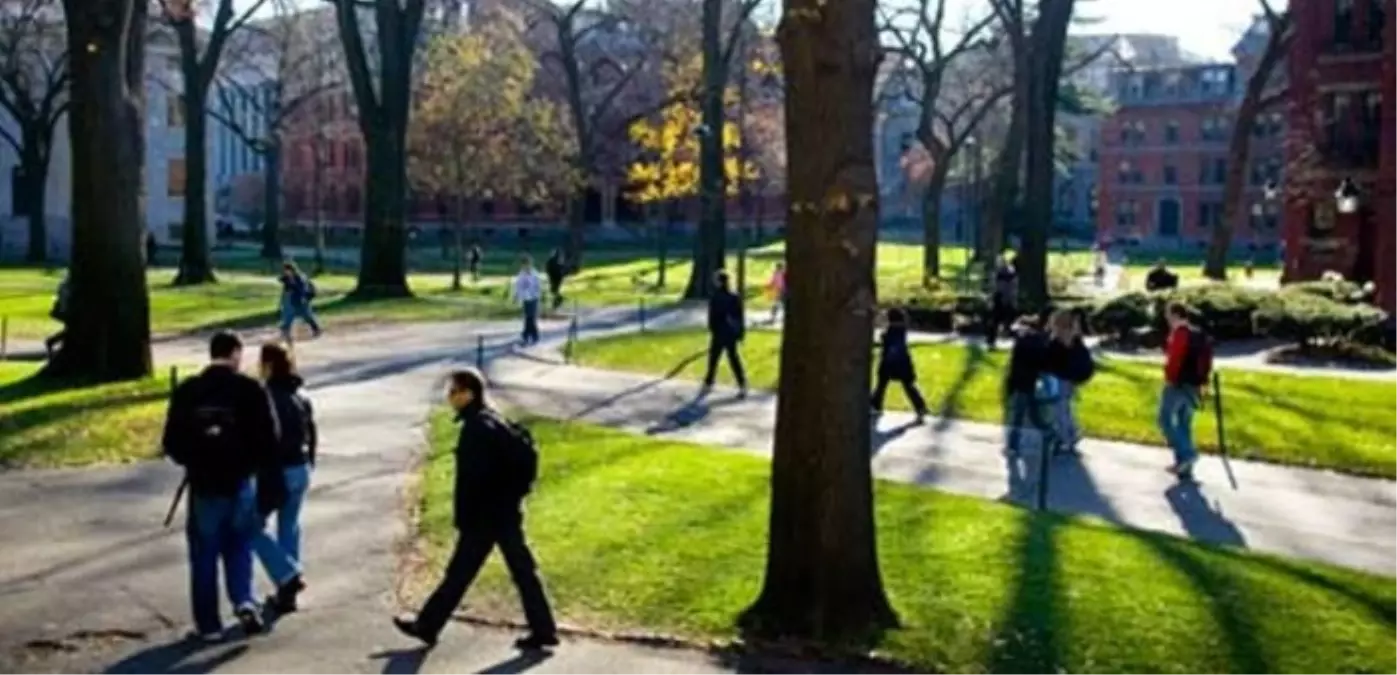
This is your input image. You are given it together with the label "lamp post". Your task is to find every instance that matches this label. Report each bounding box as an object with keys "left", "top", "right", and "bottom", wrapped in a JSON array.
[
  {"left": 966, "top": 135, "right": 983, "bottom": 268},
  {"left": 1335, "top": 177, "right": 1361, "bottom": 215}
]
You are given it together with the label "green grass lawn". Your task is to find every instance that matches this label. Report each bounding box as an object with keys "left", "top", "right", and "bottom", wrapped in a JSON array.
[
  {"left": 417, "top": 415, "right": 1396, "bottom": 673},
  {"left": 0, "top": 362, "right": 185, "bottom": 469},
  {"left": 571, "top": 330, "right": 1397, "bottom": 478}
]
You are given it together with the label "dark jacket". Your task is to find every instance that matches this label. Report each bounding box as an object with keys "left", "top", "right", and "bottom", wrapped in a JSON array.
[
  {"left": 1045, "top": 336, "right": 1095, "bottom": 385},
  {"left": 877, "top": 324, "right": 916, "bottom": 381},
  {"left": 1145, "top": 267, "right": 1179, "bottom": 291},
  {"left": 545, "top": 254, "right": 566, "bottom": 282},
  {"left": 993, "top": 264, "right": 1018, "bottom": 303},
  {"left": 452, "top": 403, "right": 524, "bottom": 528},
  {"left": 162, "top": 365, "right": 280, "bottom": 497},
  {"left": 266, "top": 374, "right": 317, "bottom": 467},
  {"left": 280, "top": 272, "right": 312, "bottom": 304},
  {"left": 707, "top": 287, "right": 745, "bottom": 341},
  {"left": 1004, "top": 330, "right": 1050, "bottom": 395}
]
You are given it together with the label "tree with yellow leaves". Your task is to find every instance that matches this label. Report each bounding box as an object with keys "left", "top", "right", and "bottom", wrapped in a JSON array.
[
  {"left": 627, "top": 95, "right": 757, "bottom": 287},
  {"left": 409, "top": 20, "right": 574, "bottom": 290}
]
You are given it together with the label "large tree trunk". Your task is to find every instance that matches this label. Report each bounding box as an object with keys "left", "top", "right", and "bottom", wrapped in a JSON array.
[
  {"left": 175, "top": 84, "right": 216, "bottom": 285},
  {"left": 981, "top": 20, "right": 1029, "bottom": 267},
  {"left": 21, "top": 139, "right": 50, "bottom": 263},
  {"left": 1018, "top": 0, "right": 1075, "bottom": 308},
  {"left": 683, "top": 0, "right": 728, "bottom": 301},
  {"left": 1204, "top": 21, "right": 1288, "bottom": 280},
  {"left": 566, "top": 190, "right": 586, "bottom": 268},
  {"left": 921, "top": 167, "right": 948, "bottom": 283},
  {"left": 260, "top": 143, "right": 283, "bottom": 261},
  {"left": 740, "top": 0, "right": 897, "bottom": 642},
  {"left": 50, "top": 0, "right": 152, "bottom": 381},
  {"left": 354, "top": 128, "right": 411, "bottom": 297}
]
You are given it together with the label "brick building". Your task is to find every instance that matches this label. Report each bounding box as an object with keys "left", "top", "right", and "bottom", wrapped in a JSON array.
[
  {"left": 1096, "top": 61, "right": 1286, "bottom": 252},
  {"left": 1281, "top": 0, "right": 1393, "bottom": 310}
]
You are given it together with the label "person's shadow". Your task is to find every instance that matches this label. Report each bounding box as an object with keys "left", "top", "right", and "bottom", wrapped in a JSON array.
[
  {"left": 476, "top": 651, "right": 552, "bottom": 674},
  {"left": 104, "top": 639, "right": 249, "bottom": 674},
  {"left": 1165, "top": 481, "right": 1246, "bottom": 548},
  {"left": 369, "top": 647, "right": 430, "bottom": 674}
]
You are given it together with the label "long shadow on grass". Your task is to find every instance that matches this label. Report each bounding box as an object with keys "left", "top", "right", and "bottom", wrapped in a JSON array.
[
  {"left": 0, "top": 390, "right": 169, "bottom": 466},
  {"left": 565, "top": 350, "right": 707, "bottom": 422},
  {"left": 931, "top": 344, "right": 987, "bottom": 433},
  {"left": 985, "top": 513, "right": 1064, "bottom": 673}
]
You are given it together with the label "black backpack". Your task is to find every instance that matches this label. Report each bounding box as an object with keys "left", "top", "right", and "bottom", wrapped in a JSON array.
[
  {"left": 170, "top": 377, "right": 253, "bottom": 493},
  {"left": 486, "top": 411, "right": 539, "bottom": 498},
  {"left": 269, "top": 388, "right": 312, "bottom": 465},
  {"left": 1177, "top": 327, "right": 1215, "bottom": 387}
]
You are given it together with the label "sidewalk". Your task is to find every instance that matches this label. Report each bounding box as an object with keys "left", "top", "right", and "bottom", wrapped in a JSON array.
[{"left": 484, "top": 353, "right": 1397, "bottom": 575}]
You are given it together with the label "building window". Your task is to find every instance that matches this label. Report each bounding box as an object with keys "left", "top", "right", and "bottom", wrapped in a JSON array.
[
  {"left": 1163, "top": 164, "right": 1178, "bottom": 185},
  {"left": 168, "top": 94, "right": 185, "bottom": 127},
  {"left": 167, "top": 158, "right": 186, "bottom": 197},
  {"left": 1118, "top": 160, "right": 1143, "bottom": 184},
  {"left": 1163, "top": 72, "right": 1181, "bottom": 97},
  {"left": 1359, "top": 91, "right": 1381, "bottom": 164},
  {"left": 1200, "top": 115, "right": 1229, "bottom": 142},
  {"left": 1164, "top": 120, "right": 1179, "bottom": 144},
  {"left": 1199, "top": 157, "right": 1227, "bottom": 184},
  {"left": 345, "top": 185, "right": 361, "bottom": 214},
  {"left": 1197, "top": 200, "right": 1223, "bottom": 228},
  {"left": 1334, "top": 0, "right": 1355, "bottom": 47},
  {"left": 1115, "top": 200, "right": 1138, "bottom": 227},
  {"left": 1372, "top": 0, "right": 1387, "bottom": 45}
]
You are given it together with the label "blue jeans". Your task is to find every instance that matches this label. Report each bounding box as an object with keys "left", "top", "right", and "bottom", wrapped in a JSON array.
[
  {"left": 251, "top": 465, "right": 311, "bottom": 587},
  {"left": 521, "top": 299, "right": 540, "bottom": 344},
  {"left": 1053, "top": 382, "right": 1079, "bottom": 448},
  {"left": 1158, "top": 384, "right": 1200, "bottom": 465},
  {"left": 187, "top": 482, "right": 257, "bottom": 635},
  {"left": 1005, "top": 390, "right": 1057, "bottom": 453},
  {"left": 279, "top": 298, "right": 321, "bottom": 339}
]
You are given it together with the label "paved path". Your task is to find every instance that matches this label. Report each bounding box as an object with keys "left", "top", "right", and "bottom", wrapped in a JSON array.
[{"left": 484, "top": 352, "right": 1397, "bottom": 575}]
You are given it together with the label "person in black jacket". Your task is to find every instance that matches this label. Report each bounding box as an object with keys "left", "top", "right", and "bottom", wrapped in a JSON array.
[
  {"left": 1145, "top": 259, "right": 1179, "bottom": 292},
  {"left": 162, "top": 330, "right": 280, "bottom": 640},
  {"left": 986, "top": 252, "right": 1019, "bottom": 350},
  {"left": 467, "top": 244, "right": 483, "bottom": 282},
  {"left": 1043, "top": 309, "right": 1094, "bottom": 454},
  {"left": 395, "top": 368, "right": 557, "bottom": 651},
  {"left": 871, "top": 308, "right": 929, "bottom": 422},
  {"left": 545, "top": 248, "right": 568, "bottom": 311},
  {"left": 1002, "top": 316, "right": 1059, "bottom": 456},
  {"left": 248, "top": 342, "right": 315, "bottom": 615},
  {"left": 701, "top": 270, "right": 748, "bottom": 398}
]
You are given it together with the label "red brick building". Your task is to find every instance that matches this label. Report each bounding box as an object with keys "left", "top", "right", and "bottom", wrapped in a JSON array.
[
  {"left": 1281, "top": 0, "right": 1393, "bottom": 310},
  {"left": 1096, "top": 62, "right": 1286, "bottom": 251}
]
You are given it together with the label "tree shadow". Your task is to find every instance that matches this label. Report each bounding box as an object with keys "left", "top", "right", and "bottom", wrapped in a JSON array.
[
  {"left": 871, "top": 418, "right": 920, "bottom": 455},
  {"left": 931, "top": 344, "right": 987, "bottom": 432},
  {"left": 368, "top": 646, "right": 431, "bottom": 674},
  {"left": 564, "top": 350, "right": 706, "bottom": 422},
  {"left": 103, "top": 639, "right": 248, "bottom": 674},
  {"left": 475, "top": 650, "right": 552, "bottom": 674},
  {"left": 985, "top": 512, "right": 1063, "bottom": 674},
  {"left": 1164, "top": 481, "right": 1246, "bottom": 548}
]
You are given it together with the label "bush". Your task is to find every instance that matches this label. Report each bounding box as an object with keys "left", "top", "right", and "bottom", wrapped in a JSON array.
[
  {"left": 1088, "top": 292, "right": 1152, "bottom": 342},
  {"left": 1252, "top": 292, "right": 1387, "bottom": 351},
  {"left": 1163, "top": 284, "right": 1270, "bottom": 340},
  {"left": 1283, "top": 279, "right": 1373, "bottom": 305}
]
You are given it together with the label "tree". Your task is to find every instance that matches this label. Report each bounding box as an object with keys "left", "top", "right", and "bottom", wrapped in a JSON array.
[
  {"left": 49, "top": 0, "right": 152, "bottom": 380},
  {"left": 160, "top": 0, "right": 268, "bottom": 285},
  {"left": 330, "top": 0, "right": 428, "bottom": 298},
  {"left": 408, "top": 23, "right": 572, "bottom": 290},
  {"left": 627, "top": 92, "right": 756, "bottom": 288},
  {"left": 1203, "top": 0, "right": 1291, "bottom": 280},
  {"left": 880, "top": 0, "right": 1010, "bottom": 283},
  {"left": 211, "top": 0, "right": 341, "bottom": 262},
  {"left": 740, "top": 0, "right": 896, "bottom": 643},
  {"left": 0, "top": 0, "right": 68, "bottom": 264}
]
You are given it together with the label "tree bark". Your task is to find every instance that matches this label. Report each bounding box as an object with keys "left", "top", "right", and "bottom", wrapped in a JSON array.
[
  {"left": 49, "top": 0, "right": 152, "bottom": 381},
  {"left": 1018, "top": 0, "right": 1075, "bottom": 308},
  {"left": 682, "top": 0, "right": 728, "bottom": 301},
  {"left": 355, "top": 128, "right": 411, "bottom": 296},
  {"left": 174, "top": 79, "right": 216, "bottom": 285},
  {"left": 921, "top": 167, "right": 949, "bottom": 283},
  {"left": 1204, "top": 18, "right": 1288, "bottom": 280},
  {"left": 740, "top": 0, "right": 898, "bottom": 642},
  {"left": 260, "top": 143, "right": 283, "bottom": 261},
  {"left": 981, "top": 5, "right": 1030, "bottom": 266},
  {"left": 21, "top": 138, "right": 50, "bottom": 263}
]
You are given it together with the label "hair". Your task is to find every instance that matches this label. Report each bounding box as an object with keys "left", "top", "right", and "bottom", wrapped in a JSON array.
[
  {"left": 1048, "top": 309, "right": 1076, "bottom": 333},
  {"left": 209, "top": 330, "right": 243, "bottom": 360},
  {"left": 260, "top": 342, "right": 297, "bottom": 380},
  {"left": 714, "top": 270, "right": 730, "bottom": 287},
  {"left": 886, "top": 307, "right": 907, "bottom": 326},
  {"left": 1165, "top": 302, "right": 1191, "bottom": 321},
  {"left": 520, "top": 254, "right": 533, "bottom": 266},
  {"left": 282, "top": 261, "right": 299, "bottom": 274},
  {"left": 448, "top": 367, "right": 488, "bottom": 404}
]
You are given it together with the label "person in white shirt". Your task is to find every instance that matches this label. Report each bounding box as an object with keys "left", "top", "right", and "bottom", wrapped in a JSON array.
[{"left": 511, "top": 256, "right": 543, "bottom": 345}]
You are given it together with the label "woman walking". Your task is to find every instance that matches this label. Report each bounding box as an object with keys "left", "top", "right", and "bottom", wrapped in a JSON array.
[
  {"left": 250, "top": 342, "right": 317, "bottom": 614},
  {"left": 766, "top": 263, "right": 787, "bottom": 323},
  {"left": 871, "top": 307, "right": 929, "bottom": 423},
  {"left": 278, "top": 262, "right": 322, "bottom": 343}
]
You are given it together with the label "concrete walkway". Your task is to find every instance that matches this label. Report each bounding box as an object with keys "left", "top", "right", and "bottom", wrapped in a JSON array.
[{"left": 484, "top": 352, "right": 1397, "bottom": 575}]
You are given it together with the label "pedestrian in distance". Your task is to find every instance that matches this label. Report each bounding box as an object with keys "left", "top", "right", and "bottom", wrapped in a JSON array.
[
  {"left": 700, "top": 270, "right": 748, "bottom": 399},
  {"left": 1159, "top": 302, "right": 1213, "bottom": 479},
  {"left": 1145, "top": 258, "right": 1180, "bottom": 292},
  {"left": 146, "top": 230, "right": 158, "bottom": 268},
  {"left": 468, "top": 244, "right": 483, "bottom": 282},
  {"left": 511, "top": 255, "right": 543, "bottom": 346},
  {"left": 44, "top": 273, "right": 71, "bottom": 359},
  {"left": 161, "top": 330, "right": 281, "bottom": 641},
  {"left": 278, "top": 262, "right": 322, "bottom": 344},
  {"left": 986, "top": 251, "right": 1018, "bottom": 350},
  {"left": 871, "top": 307, "right": 929, "bottom": 423},
  {"left": 249, "top": 342, "right": 316, "bottom": 615},
  {"left": 1043, "top": 308, "right": 1095, "bottom": 455},
  {"left": 394, "top": 368, "right": 558, "bottom": 651},
  {"left": 765, "top": 262, "right": 787, "bottom": 323},
  {"left": 545, "top": 248, "right": 568, "bottom": 312}
]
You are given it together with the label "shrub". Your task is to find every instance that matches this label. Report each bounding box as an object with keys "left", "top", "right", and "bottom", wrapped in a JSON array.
[
  {"left": 1283, "top": 279, "right": 1373, "bottom": 305},
  {"left": 1088, "top": 292, "right": 1152, "bottom": 342},
  {"left": 1164, "top": 284, "right": 1270, "bottom": 340},
  {"left": 1252, "top": 292, "right": 1387, "bottom": 351}
]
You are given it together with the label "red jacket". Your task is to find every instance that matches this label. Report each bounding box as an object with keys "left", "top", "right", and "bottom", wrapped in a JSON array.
[{"left": 1164, "top": 325, "right": 1191, "bottom": 385}]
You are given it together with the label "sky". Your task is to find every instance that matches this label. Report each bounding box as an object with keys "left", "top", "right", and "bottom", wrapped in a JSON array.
[{"left": 1074, "top": 0, "right": 1286, "bottom": 61}]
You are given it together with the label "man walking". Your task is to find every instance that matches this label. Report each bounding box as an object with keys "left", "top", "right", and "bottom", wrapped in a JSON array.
[
  {"left": 511, "top": 256, "right": 543, "bottom": 346},
  {"left": 468, "top": 244, "right": 483, "bottom": 282},
  {"left": 986, "top": 252, "right": 1018, "bottom": 350},
  {"left": 394, "top": 368, "right": 558, "bottom": 651},
  {"left": 278, "top": 262, "right": 322, "bottom": 343},
  {"left": 1159, "top": 302, "right": 1212, "bottom": 478},
  {"left": 161, "top": 331, "right": 281, "bottom": 640},
  {"left": 545, "top": 248, "right": 568, "bottom": 312},
  {"left": 701, "top": 270, "right": 748, "bottom": 398}
]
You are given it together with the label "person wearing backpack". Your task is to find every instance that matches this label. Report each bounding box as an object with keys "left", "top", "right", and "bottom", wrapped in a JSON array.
[
  {"left": 394, "top": 368, "right": 557, "bottom": 651},
  {"left": 248, "top": 342, "right": 315, "bottom": 615},
  {"left": 1044, "top": 309, "right": 1094, "bottom": 455},
  {"left": 1159, "top": 302, "right": 1212, "bottom": 478},
  {"left": 278, "top": 262, "right": 322, "bottom": 343},
  {"left": 161, "top": 331, "right": 281, "bottom": 641}
]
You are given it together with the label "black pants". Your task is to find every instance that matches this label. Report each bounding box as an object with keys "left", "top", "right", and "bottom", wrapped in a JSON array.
[
  {"left": 986, "top": 298, "right": 1015, "bottom": 349},
  {"left": 521, "top": 300, "right": 540, "bottom": 345},
  {"left": 415, "top": 514, "right": 556, "bottom": 641},
  {"left": 703, "top": 335, "right": 746, "bottom": 388},
  {"left": 871, "top": 372, "right": 927, "bottom": 414},
  {"left": 548, "top": 276, "right": 564, "bottom": 310}
]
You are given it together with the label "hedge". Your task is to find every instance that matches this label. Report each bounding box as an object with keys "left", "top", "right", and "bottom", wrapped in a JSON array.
[{"left": 1253, "top": 291, "right": 1387, "bottom": 351}]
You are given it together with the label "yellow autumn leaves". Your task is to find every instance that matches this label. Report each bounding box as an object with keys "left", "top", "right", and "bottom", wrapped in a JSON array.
[{"left": 626, "top": 91, "right": 761, "bottom": 204}]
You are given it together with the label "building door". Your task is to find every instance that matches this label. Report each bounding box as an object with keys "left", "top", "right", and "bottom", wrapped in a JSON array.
[{"left": 1158, "top": 198, "right": 1180, "bottom": 237}]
